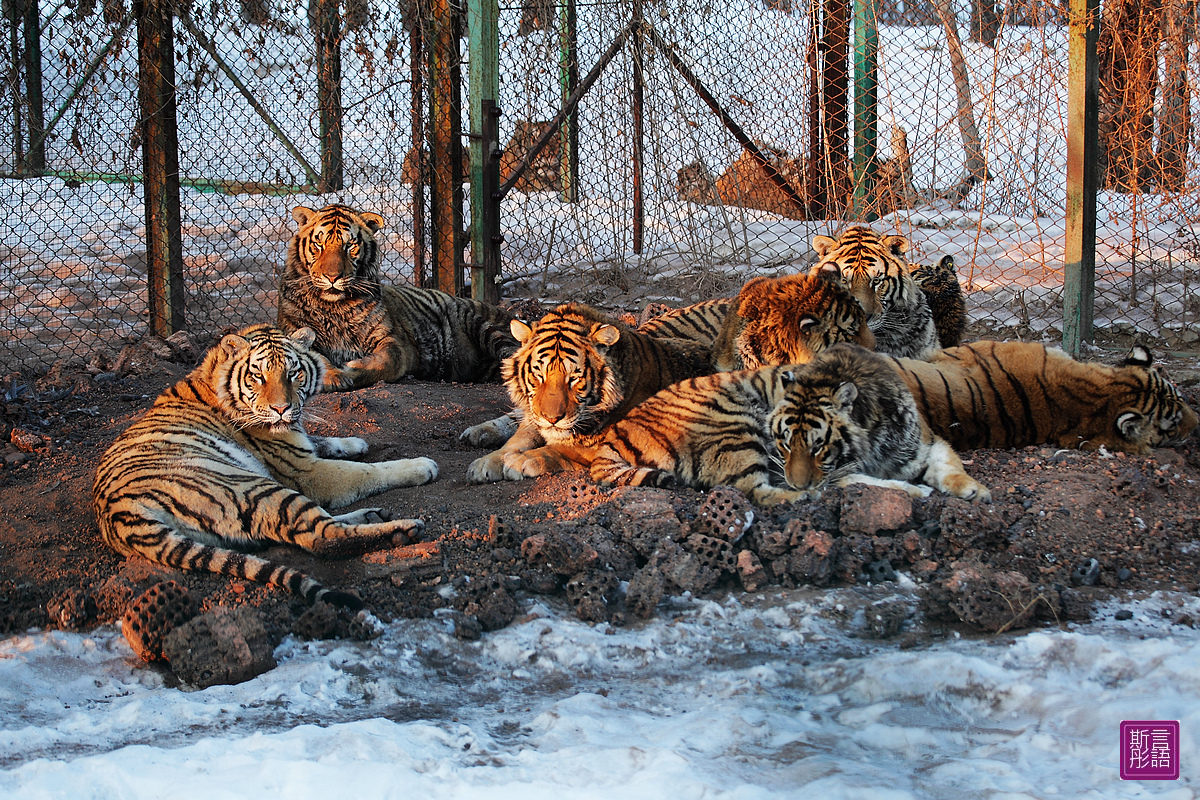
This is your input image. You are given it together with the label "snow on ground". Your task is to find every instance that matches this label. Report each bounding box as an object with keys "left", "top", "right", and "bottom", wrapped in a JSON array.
[{"left": 2, "top": 586, "right": 1198, "bottom": 798}]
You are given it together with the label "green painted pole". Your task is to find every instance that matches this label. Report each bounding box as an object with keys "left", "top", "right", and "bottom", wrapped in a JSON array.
[
  {"left": 1064, "top": 0, "right": 1099, "bottom": 355},
  {"left": 468, "top": 0, "right": 501, "bottom": 304},
  {"left": 558, "top": 0, "right": 579, "bottom": 202},
  {"left": 852, "top": 0, "right": 878, "bottom": 220}
]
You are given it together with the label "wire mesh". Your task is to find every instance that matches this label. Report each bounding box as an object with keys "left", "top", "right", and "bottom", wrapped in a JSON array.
[{"left": 2, "top": 0, "right": 1199, "bottom": 376}]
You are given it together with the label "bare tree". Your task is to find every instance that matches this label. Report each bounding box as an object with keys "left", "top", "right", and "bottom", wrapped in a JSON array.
[{"left": 934, "top": 0, "right": 988, "bottom": 199}]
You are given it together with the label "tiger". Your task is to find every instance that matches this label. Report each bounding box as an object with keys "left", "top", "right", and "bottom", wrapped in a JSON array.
[
  {"left": 810, "top": 225, "right": 939, "bottom": 360},
  {"left": 637, "top": 297, "right": 732, "bottom": 347},
  {"left": 93, "top": 324, "right": 438, "bottom": 609},
  {"left": 910, "top": 254, "right": 967, "bottom": 348},
  {"left": 590, "top": 343, "right": 989, "bottom": 505},
  {"left": 465, "top": 302, "right": 715, "bottom": 483},
  {"left": 887, "top": 341, "right": 1198, "bottom": 453},
  {"left": 277, "top": 204, "right": 517, "bottom": 391},
  {"left": 711, "top": 272, "right": 876, "bottom": 371}
]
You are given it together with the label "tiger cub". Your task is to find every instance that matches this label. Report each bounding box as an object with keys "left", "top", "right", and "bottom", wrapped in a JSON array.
[
  {"left": 590, "top": 343, "right": 989, "bottom": 505},
  {"left": 810, "top": 225, "right": 939, "bottom": 359},
  {"left": 888, "top": 341, "right": 1199, "bottom": 454},
  {"left": 93, "top": 324, "right": 438, "bottom": 609},
  {"left": 637, "top": 297, "right": 732, "bottom": 347},
  {"left": 277, "top": 204, "right": 517, "bottom": 391},
  {"left": 910, "top": 254, "right": 967, "bottom": 348},
  {"left": 466, "top": 302, "right": 714, "bottom": 483},
  {"left": 711, "top": 272, "right": 875, "bottom": 371}
]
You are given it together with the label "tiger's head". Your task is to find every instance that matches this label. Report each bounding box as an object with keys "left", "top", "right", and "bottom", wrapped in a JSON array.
[
  {"left": 1110, "top": 345, "right": 1199, "bottom": 450},
  {"left": 910, "top": 254, "right": 957, "bottom": 289},
  {"left": 717, "top": 273, "right": 875, "bottom": 370},
  {"left": 286, "top": 204, "right": 385, "bottom": 301},
  {"left": 810, "top": 225, "right": 922, "bottom": 319},
  {"left": 206, "top": 324, "right": 325, "bottom": 432},
  {"left": 768, "top": 373, "right": 864, "bottom": 492},
  {"left": 502, "top": 305, "right": 626, "bottom": 443}
]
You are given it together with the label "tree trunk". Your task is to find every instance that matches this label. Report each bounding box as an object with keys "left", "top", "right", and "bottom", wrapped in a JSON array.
[
  {"left": 934, "top": 0, "right": 988, "bottom": 196},
  {"left": 1155, "top": 0, "right": 1193, "bottom": 191},
  {"left": 805, "top": 0, "right": 850, "bottom": 218},
  {"left": 1097, "top": 0, "right": 1163, "bottom": 191},
  {"left": 969, "top": 0, "right": 999, "bottom": 46}
]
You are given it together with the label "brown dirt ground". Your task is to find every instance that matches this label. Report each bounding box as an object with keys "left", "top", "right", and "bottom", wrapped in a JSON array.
[{"left": 2, "top": 334, "right": 1200, "bottom": 650}]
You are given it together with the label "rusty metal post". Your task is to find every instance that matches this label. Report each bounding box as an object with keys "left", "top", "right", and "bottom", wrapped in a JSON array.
[
  {"left": 411, "top": 22, "right": 427, "bottom": 288},
  {"left": 427, "top": 0, "right": 464, "bottom": 296},
  {"left": 1064, "top": 0, "right": 1099, "bottom": 354},
  {"left": 631, "top": 1, "right": 645, "bottom": 255},
  {"left": 136, "top": 0, "right": 185, "bottom": 336}
]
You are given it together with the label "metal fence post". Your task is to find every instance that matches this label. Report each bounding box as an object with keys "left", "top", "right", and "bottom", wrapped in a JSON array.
[
  {"left": 468, "top": 0, "right": 501, "bottom": 304},
  {"left": 20, "top": 0, "right": 45, "bottom": 173},
  {"left": 558, "top": 0, "right": 579, "bottom": 203},
  {"left": 632, "top": 0, "right": 645, "bottom": 254},
  {"left": 1064, "top": 0, "right": 1099, "bottom": 355},
  {"left": 135, "top": 0, "right": 185, "bottom": 337},
  {"left": 427, "top": 0, "right": 464, "bottom": 296},
  {"left": 410, "top": 22, "right": 427, "bottom": 288},
  {"left": 313, "top": 0, "right": 344, "bottom": 192},
  {"left": 852, "top": 0, "right": 879, "bottom": 220}
]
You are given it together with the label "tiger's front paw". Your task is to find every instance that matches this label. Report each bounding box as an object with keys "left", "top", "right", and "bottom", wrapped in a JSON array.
[
  {"left": 944, "top": 475, "right": 991, "bottom": 502},
  {"left": 385, "top": 517, "right": 424, "bottom": 544},
  {"left": 334, "top": 506, "right": 391, "bottom": 524},
  {"left": 467, "top": 451, "right": 511, "bottom": 483},
  {"left": 389, "top": 456, "right": 438, "bottom": 486},
  {"left": 317, "top": 436, "right": 369, "bottom": 458},
  {"left": 750, "top": 485, "right": 819, "bottom": 505},
  {"left": 459, "top": 414, "right": 519, "bottom": 448},
  {"left": 501, "top": 450, "right": 551, "bottom": 481}
]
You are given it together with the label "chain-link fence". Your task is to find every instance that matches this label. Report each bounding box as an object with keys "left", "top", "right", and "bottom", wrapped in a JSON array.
[{"left": 3, "top": 0, "right": 1199, "bottom": 375}]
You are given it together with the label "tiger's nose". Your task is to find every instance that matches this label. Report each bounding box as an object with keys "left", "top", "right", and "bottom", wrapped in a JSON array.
[{"left": 270, "top": 404, "right": 290, "bottom": 417}]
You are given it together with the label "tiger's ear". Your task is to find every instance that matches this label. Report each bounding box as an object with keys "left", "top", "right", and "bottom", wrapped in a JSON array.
[
  {"left": 1116, "top": 410, "right": 1149, "bottom": 442},
  {"left": 591, "top": 324, "right": 621, "bottom": 347},
  {"left": 780, "top": 369, "right": 797, "bottom": 387},
  {"left": 834, "top": 381, "right": 858, "bottom": 410},
  {"left": 511, "top": 319, "right": 533, "bottom": 343},
  {"left": 292, "top": 206, "right": 318, "bottom": 226},
  {"left": 1120, "top": 345, "right": 1154, "bottom": 368},
  {"left": 814, "top": 261, "right": 842, "bottom": 278},
  {"left": 796, "top": 314, "right": 819, "bottom": 334},
  {"left": 219, "top": 332, "right": 250, "bottom": 353},
  {"left": 358, "top": 211, "right": 385, "bottom": 232},
  {"left": 811, "top": 234, "right": 838, "bottom": 256},
  {"left": 288, "top": 327, "right": 317, "bottom": 350},
  {"left": 884, "top": 235, "right": 910, "bottom": 256}
]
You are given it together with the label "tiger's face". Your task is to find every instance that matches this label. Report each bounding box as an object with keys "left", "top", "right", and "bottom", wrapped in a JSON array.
[
  {"left": 769, "top": 379, "right": 860, "bottom": 491},
  {"left": 214, "top": 325, "right": 324, "bottom": 432},
  {"left": 502, "top": 312, "right": 623, "bottom": 443},
  {"left": 291, "top": 205, "right": 385, "bottom": 301},
  {"left": 734, "top": 273, "right": 875, "bottom": 368},
  {"left": 1114, "top": 346, "right": 1199, "bottom": 449},
  {"left": 811, "top": 226, "right": 920, "bottom": 319}
]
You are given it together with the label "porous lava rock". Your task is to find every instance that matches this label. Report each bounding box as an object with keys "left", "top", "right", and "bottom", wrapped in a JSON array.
[{"left": 162, "top": 605, "right": 277, "bottom": 687}]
